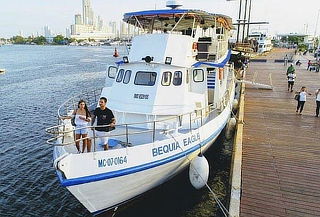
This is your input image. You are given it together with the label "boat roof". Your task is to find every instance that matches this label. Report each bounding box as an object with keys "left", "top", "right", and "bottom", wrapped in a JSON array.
[{"left": 123, "top": 9, "right": 234, "bottom": 31}]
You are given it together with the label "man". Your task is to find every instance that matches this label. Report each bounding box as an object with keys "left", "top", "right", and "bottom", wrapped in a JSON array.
[
  {"left": 284, "top": 54, "right": 289, "bottom": 66},
  {"left": 286, "top": 64, "right": 295, "bottom": 75},
  {"left": 287, "top": 72, "right": 296, "bottom": 92},
  {"left": 92, "top": 97, "right": 116, "bottom": 150}
]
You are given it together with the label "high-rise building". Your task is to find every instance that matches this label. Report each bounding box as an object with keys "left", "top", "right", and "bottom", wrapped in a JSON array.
[
  {"left": 83, "top": 0, "right": 94, "bottom": 25},
  {"left": 44, "top": 25, "right": 52, "bottom": 38},
  {"left": 75, "top": 14, "right": 82, "bottom": 25},
  {"left": 44, "top": 25, "right": 54, "bottom": 43},
  {"left": 70, "top": 0, "right": 136, "bottom": 40},
  {"left": 66, "top": 28, "right": 71, "bottom": 38}
]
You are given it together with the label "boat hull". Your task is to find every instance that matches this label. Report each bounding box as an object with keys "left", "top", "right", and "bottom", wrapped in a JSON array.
[{"left": 66, "top": 128, "right": 221, "bottom": 214}]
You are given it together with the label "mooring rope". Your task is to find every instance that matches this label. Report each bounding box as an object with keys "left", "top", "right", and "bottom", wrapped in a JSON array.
[{"left": 168, "top": 131, "right": 230, "bottom": 217}]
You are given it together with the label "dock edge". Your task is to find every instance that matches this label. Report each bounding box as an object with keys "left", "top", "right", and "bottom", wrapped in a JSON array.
[{"left": 228, "top": 72, "right": 245, "bottom": 217}]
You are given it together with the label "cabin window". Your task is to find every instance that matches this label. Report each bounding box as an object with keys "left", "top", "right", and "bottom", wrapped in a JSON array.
[
  {"left": 134, "top": 71, "right": 157, "bottom": 86},
  {"left": 108, "top": 66, "right": 118, "bottom": 79},
  {"left": 123, "top": 70, "right": 132, "bottom": 84},
  {"left": 193, "top": 69, "right": 204, "bottom": 82},
  {"left": 161, "top": 71, "right": 172, "bottom": 86},
  {"left": 116, "top": 69, "right": 125, "bottom": 82},
  {"left": 173, "top": 71, "right": 182, "bottom": 86}
]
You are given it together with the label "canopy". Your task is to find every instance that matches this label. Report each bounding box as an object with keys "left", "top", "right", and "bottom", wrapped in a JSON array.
[{"left": 123, "top": 9, "right": 234, "bottom": 31}]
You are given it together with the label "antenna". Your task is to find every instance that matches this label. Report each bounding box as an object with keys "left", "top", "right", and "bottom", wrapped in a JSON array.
[{"left": 166, "top": 0, "right": 183, "bottom": 9}]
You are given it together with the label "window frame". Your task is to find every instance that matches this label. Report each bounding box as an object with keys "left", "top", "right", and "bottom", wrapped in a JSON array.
[
  {"left": 161, "top": 71, "right": 172, "bottom": 86},
  {"left": 173, "top": 71, "right": 183, "bottom": 86},
  {"left": 116, "top": 69, "right": 125, "bottom": 83},
  {"left": 134, "top": 71, "right": 157, "bottom": 86},
  {"left": 123, "top": 70, "right": 132, "bottom": 84},
  {"left": 193, "top": 69, "right": 204, "bottom": 82},
  {"left": 108, "top": 66, "right": 118, "bottom": 79}
]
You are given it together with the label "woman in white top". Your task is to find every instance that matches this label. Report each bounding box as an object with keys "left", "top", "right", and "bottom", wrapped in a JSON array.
[
  {"left": 296, "top": 87, "right": 312, "bottom": 115},
  {"left": 72, "top": 100, "right": 91, "bottom": 153},
  {"left": 316, "top": 89, "right": 320, "bottom": 117}
]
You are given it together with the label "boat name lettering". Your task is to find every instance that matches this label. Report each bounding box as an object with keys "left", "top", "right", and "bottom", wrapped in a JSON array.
[
  {"left": 183, "top": 133, "right": 200, "bottom": 147},
  {"left": 98, "top": 156, "right": 128, "bottom": 168},
  {"left": 152, "top": 142, "right": 181, "bottom": 157},
  {"left": 134, "top": 94, "right": 149, "bottom": 99}
]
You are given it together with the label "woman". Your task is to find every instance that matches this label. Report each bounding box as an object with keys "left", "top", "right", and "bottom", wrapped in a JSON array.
[
  {"left": 296, "top": 87, "right": 312, "bottom": 115},
  {"left": 316, "top": 89, "right": 320, "bottom": 117},
  {"left": 63, "top": 100, "right": 91, "bottom": 153}
]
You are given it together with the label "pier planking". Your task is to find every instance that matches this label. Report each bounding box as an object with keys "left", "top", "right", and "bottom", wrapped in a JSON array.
[{"left": 240, "top": 48, "right": 320, "bottom": 217}]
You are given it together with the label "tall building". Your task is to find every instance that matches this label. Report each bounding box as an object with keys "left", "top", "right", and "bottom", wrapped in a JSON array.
[
  {"left": 83, "top": 0, "right": 94, "bottom": 25},
  {"left": 66, "top": 28, "right": 71, "bottom": 38},
  {"left": 44, "top": 25, "right": 53, "bottom": 38},
  {"left": 44, "top": 25, "right": 54, "bottom": 43},
  {"left": 71, "top": 0, "right": 114, "bottom": 40},
  {"left": 75, "top": 14, "right": 82, "bottom": 25}
]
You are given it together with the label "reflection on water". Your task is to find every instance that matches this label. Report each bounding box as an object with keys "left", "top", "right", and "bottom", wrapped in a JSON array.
[{"left": 0, "top": 45, "right": 231, "bottom": 217}]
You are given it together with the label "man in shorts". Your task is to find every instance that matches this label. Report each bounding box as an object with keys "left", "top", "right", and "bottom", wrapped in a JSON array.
[
  {"left": 92, "top": 97, "right": 116, "bottom": 150},
  {"left": 287, "top": 72, "right": 296, "bottom": 92}
]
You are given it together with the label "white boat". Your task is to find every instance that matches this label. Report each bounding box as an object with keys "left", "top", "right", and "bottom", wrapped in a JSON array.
[
  {"left": 248, "top": 31, "right": 273, "bottom": 53},
  {"left": 46, "top": 1, "right": 237, "bottom": 215},
  {"left": 0, "top": 69, "right": 5, "bottom": 74}
]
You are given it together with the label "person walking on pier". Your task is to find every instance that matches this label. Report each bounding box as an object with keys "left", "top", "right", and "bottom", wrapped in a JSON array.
[
  {"left": 296, "top": 86, "right": 312, "bottom": 115},
  {"left": 307, "top": 60, "right": 311, "bottom": 70},
  {"left": 286, "top": 64, "right": 295, "bottom": 75},
  {"left": 287, "top": 71, "right": 296, "bottom": 92},
  {"left": 316, "top": 89, "right": 320, "bottom": 117},
  {"left": 284, "top": 54, "right": 289, "bottom": 66}
]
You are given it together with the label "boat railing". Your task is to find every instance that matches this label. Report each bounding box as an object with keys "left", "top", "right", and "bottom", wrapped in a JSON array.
[
  {"left": 57, "top": 88, "right": 103, "bottom": 124},
  {"left": 46, "top": 80, "right": 234, "bottom": 151},
  {"left": 46, "top": 102, "right": 224, "bottom": 150}
]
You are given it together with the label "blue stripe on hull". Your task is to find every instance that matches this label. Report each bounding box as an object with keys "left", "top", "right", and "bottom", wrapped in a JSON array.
[{"left": 57, "top": 121, "right": 227, "bottom": 188}]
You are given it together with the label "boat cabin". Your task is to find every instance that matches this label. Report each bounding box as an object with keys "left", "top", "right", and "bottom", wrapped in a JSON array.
[{"left": 103, "top": 7, "right": 234, "bottom": 126}]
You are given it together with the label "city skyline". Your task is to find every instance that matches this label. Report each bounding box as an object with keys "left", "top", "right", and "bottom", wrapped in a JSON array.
[{"left": 0, "top": 0, "right": 319, "bottom": 38}]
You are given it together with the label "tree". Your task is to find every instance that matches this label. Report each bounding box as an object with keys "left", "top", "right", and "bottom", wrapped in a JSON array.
[
  {"left": 287, "top": 36, "right": 304, "bottom": 45},
  {"left": 53, "top": 35, "right": 65, "bottom": 45},
  {"left": 32, "top": 36, "right": 47, "bottom": 45},
  {"left": 11, "top": 36, "right": 25, "bottom": 44}
]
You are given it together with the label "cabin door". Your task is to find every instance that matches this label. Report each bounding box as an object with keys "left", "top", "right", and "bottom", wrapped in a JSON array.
[
  {"left": 190, "top": 68, "right": 207, "bottom": 94},
  {"left": 206, "top": 68, "right": 216, "bottom": 104}
]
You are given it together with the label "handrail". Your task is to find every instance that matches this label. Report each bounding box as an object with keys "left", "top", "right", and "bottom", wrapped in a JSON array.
[
  {"left": 57, "top": 88, "right": 102, "bottom": 119},
  {"left": 47, "top": 79, "right": 235, "bottom": 151},
  {"left": 46, "top": 103, "right": 220, "bottom": 148}
]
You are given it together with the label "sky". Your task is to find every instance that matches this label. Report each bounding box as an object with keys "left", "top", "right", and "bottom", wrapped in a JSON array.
[{"left": 0, "top": 0, "right": 319, "bottom": 38}]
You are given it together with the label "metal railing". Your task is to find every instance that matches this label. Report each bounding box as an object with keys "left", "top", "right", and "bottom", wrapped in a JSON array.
[
  {"left": 47, "top": 79, "right": 235, "bottom": 152},
  {"left": 46, "top": 103, "right": 224, "bottom": 151},
  {"left": 57, "top": 88, "right": 102, "bottom": 123}
]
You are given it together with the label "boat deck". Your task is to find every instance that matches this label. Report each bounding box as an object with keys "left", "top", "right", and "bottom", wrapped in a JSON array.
[
  {"left": 59, "top": 109, "right": 220, "bottom": 154},
  {"left": 240, "top": 49, "right": 320, "bottom": 216}
]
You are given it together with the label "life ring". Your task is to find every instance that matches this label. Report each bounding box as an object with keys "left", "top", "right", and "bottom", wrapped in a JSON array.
[{"left": 219, "top": 68, "right": 224, "bottom": 80}]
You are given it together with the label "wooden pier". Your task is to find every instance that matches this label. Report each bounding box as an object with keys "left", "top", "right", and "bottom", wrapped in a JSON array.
[{"left": 239, "top": 49, "right": 320, "bottom": 217}]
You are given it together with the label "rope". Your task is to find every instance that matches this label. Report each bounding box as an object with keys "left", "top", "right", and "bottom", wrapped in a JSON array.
[{"left": 168, "top": 131, "right": 230, "bottom": 217}]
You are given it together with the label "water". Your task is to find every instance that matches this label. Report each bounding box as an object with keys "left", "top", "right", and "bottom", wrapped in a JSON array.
[{"left": 0, "top": 45, "right": 231, "bottom": 217}]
